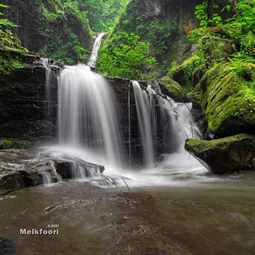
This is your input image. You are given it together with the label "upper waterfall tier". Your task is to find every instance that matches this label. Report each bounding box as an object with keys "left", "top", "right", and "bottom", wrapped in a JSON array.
[{"left": 88, "top": 33, "right": 106, "bottom": 68}]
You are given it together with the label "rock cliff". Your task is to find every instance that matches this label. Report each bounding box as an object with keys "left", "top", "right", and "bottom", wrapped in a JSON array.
[
  {"left": 2, "top": 0, "right": 93, "bottom": 64},
  {"left": 114, "top": 0, "right": 203, "bottom": 70}
]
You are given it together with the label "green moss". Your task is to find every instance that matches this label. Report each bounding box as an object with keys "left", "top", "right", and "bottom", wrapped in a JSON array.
[
  {"left": 197, "top": 62, "right": 255, "bottom": 136},
  {"left": 186, "top": 134, "right": 253, "bottom": 154},
  {"left": 0, "top": 30, "right": 28, "bottom": 75},
  {"left": 169, "top": 53, "right": 206, "bottom": 87},
  {"left": 160, "top": 76, "right": 186, "bottom": 100},
  {"left": 0, "top": 138, "right": 32, "bottom": 149},
  {"left": 185, "top": 133, "right": 255, "bottom": 174}
]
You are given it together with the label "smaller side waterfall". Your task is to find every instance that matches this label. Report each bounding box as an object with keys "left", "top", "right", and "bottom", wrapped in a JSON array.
[
  {"left": 132, "top": 81, "right": 154, "bottom": 168},
  {"left": 88, "top": 33, "right": 106, "bottom": 68},
  {"left": 130, "top": 81, "right": 202, "bottom": 170},
  {"left": 41, "top": 58, "right": 52, "bottom": 116}
]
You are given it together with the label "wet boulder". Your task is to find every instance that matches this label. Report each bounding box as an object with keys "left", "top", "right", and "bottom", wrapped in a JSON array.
[
  {"left": 0, "top": 152, "right": 43, "bottom": 194},
  {"left": 54, "top": 159, "right": 104, "bottom": 180},
  {"left": 185, "top": 134, "right": 255, "bottom": 174}
]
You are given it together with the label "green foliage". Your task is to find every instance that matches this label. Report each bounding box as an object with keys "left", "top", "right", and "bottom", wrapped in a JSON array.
[
  {"left": 195, "top": 3, "right": 209, "bottom": 27},
  {"left": 42, "top": 0, "right": 90, "bottom": 29},
  {"left": 38, "top": 0, "right": 92, "bottom": 64},
  {"left": 97, "top": 32, "right": 156, "bottom": 80},
  {"left": 108, "top": 1, "right": 179, "bottom": 77},
  {"left": 40, "top": 32, "right": 89, "bottom": 64},
  {"left": 0, "top": 3, "right": 16, "bottom": 29},
  {"left": 117, "top": 10, "right": 178, "bottom": 65},
  {"left": 84, "top": 0, "right": 130, "bottom": 32},
  {"left": 169, "top": 53, "right": 206, "bottom": 87},
  {"left": 135, "top": 19, "right": 177, "bottom": 58},
  {"left": 192, "top": 0, "right": 255, "bottom": 58},
  {"left": 41, "top": 0, "right": 129, "bottom": 32},
  {"left": 0, "top": 3, "right": 28, "bottom": 75},
  {"left": 0, "top": 54, "right": 24, "bottom": 75},
  {"left": 177, "top": 0, "right": 255, "bottom": 88}
]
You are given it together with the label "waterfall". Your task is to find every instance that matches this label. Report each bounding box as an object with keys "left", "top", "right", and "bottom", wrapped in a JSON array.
[
  {"left": 58, "top": 65, "right": 123, "bottom": 168},
  {"left": 132, "top": 81, "right": 154, "bottom": 168},
  {"left": 41, "top": 30, "right": 206, "bottom": 186},
  {"left": 130, "top": 81, "right": 202, "bottom": 170},
  {"left": 88, "top": 33, "right": 106, "bottom": 68},
  {"left": 41, "top": 58, "right": 52, "bottom": 117}
]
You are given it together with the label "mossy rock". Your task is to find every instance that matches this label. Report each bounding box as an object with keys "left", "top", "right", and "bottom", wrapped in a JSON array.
[
  {"left": 169, "top": 33, "right": 234, "bottom": 88},
  {"left": 169, "top": 54, "right": 206, "bottom": 87},
  {"left": 185, "top": 134, "right": 255, "bottom": 174},
  {"left": 196, "top": 62, "right": 255, "bottom": 137},
  {"left": 0, "top": 138, "right": 32, "bottom": 150},
  {"left": 159, "top": 76, "right": 187, "bottom": 102}
]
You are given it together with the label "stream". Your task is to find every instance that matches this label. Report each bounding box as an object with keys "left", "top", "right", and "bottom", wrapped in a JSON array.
[{"left": 1, "top": 176, "right": 255, "bottom": 255}]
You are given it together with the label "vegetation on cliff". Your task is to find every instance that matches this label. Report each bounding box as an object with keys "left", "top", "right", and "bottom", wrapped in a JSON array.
[
  {"left": 97, "top": 0, "right": 201, "bottom": 79},
  {"left": 82, "top": 0, "right": 129, "bottom": 32},
  {"left": 159, "top": 76, "right": 187, "bottom": 101},
  {"left": 170, "top": 0, "right": 255, "bottom": 87},
  {"left": 166, "top": 0, "right": 255, "bottom": 138},
  {"left": 0, "top": 3, "right": 28, "bottom": 75},
  {"left": 97, "top": 32, "right": 156, "bottom": 80},
  {"left": 115, "top": 0, "right": 179, "bottom": 64}
]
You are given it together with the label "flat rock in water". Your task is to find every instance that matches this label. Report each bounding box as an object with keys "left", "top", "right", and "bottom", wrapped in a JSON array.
[{"left": 0, "top": 149, "right": 105, "bottom": 194}]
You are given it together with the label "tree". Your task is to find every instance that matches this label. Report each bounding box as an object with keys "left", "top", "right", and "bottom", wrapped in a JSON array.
[{"left": 97, "top": 32, "right": 156, "bottom": 80}]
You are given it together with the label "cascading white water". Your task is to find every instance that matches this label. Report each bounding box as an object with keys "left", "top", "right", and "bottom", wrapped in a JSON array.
[
  {"left": 159, "top": 96, "right": 201, "bottom": 152},
  {"left": 41, "top": 58, "right": 52, "bottom": 117},
  {"left": 132, "top": 81, "right": 154, "bottom": 168},
  {"left": 156, "top": 95, "right": 203, "bottom": 171},
  {"left": 58, "top": 65, "right": 123, "bottom": 168},
  {"left": 88, "top": 33, "right": 106, "bottom": 68},
  {"left": 41, "top": 32, "right": 207, "bottom": 187}
]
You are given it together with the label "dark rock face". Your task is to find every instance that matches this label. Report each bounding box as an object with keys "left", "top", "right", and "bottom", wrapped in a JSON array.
[
  {"left": 2, "top": 0, "right": 92, "bottom": 63},
  {"left": 116, "top": 0, "right": 203, "bottom": 66},
  {"left": 0, "top": 64, "right": 59, "bottom": 142},
  {"left": 108, "top": 78, "right": 171, "bottom": 167},
  {"left": 185, "top": 134, "right": 255, "bottom": 174}
]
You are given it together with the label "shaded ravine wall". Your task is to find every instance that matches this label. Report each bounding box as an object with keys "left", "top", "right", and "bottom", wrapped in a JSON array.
[
  {"left": 2, "top": 0, "right": 93, "bottom": 64},
  {"left": 0, "top": 65, "right": 172, "bottom": 166},
  {"left": 114, "top": 0, "right": 203, "bottom": 67}
]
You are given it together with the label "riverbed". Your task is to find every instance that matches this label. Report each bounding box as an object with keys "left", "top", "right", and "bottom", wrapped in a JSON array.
[{"left": 1, "top": 174, "right": 255, "bottom": 255}]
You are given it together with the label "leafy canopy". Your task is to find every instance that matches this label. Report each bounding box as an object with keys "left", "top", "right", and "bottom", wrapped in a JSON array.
[{"left": 97, "top": 32, "right": 156, "bottom": 80}]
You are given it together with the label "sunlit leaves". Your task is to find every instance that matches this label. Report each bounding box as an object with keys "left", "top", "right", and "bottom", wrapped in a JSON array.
[{"left": 98, "top": 32, "right": 156, "bottom": 79}]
